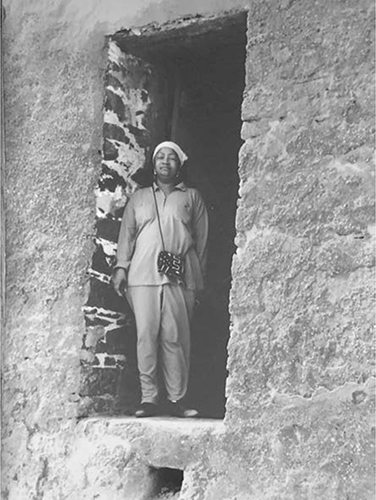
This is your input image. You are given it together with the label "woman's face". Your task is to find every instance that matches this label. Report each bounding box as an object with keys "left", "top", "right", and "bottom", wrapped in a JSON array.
[{"left": 154, "top": 147, "right": 181, "bottom": 183}]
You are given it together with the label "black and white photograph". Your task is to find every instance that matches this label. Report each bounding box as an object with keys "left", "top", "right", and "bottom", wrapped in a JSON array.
[{"left": 1, "top": 0, "right": 375, "bottom": 499}]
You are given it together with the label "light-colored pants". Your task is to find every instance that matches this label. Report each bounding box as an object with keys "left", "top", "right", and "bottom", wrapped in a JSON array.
[{"left": 126, "top": 284, "right": 196, "bottom": 404}]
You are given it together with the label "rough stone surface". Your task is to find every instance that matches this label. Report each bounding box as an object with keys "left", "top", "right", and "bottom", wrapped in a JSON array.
[
  {"left": 80, "top": 43, "right": 155, "bottom": 416},
  {"left": 2, "top": 0, "right": 375, "bottom": 499},
  {"left": 227, "top": 0, "right": 375, "bottom": 497}
]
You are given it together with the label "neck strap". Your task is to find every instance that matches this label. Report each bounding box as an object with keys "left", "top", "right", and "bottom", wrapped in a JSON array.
[{"left": 151, "top": 186, "right": 166, "bottom": 251}]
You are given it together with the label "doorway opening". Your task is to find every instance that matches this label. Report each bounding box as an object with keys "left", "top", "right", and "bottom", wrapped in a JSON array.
[{"left": 81, "top": 10, "right": 246, "bottom": 419}]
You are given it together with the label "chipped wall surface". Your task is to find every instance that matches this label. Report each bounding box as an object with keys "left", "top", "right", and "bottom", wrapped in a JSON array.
[
  {"left": 2, "top": 1, "right": 375, "bottom": 500},
  {"left": 80, "top": 45, "right": 153, "bottom": 416}
]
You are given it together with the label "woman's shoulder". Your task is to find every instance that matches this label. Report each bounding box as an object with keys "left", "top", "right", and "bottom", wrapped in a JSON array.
[
  {"left": 130, "top": 186, "right": 152, "bottom": 199},
  {"left": 185, "top": 186, "right": 204, "bottom": 200},
  {"left": 136, "top": 185, "right": 152, "bottom": 193}
]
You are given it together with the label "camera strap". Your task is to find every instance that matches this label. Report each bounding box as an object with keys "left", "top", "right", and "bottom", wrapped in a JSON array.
[{"left": 151, "top": 186, "right": 166, "bottom": 251}]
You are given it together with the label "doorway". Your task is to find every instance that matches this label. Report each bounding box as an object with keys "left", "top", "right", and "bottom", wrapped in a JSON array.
[
  {"left": 114, "top": 12, "right": 246, "bottom": 418},
  {"left": 82, "top": 11, "right": 247, "bottom": 418}
]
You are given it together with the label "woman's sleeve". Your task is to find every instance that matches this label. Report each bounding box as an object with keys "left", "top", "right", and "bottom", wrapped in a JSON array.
[
  {"left": 192, "top": 190, "right": 209, "bottom": 276},
  {"left": 115, "top": 195, "right": 137, "bottom": 270}
]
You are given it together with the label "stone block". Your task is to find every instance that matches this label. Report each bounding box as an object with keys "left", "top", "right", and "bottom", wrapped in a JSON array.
[
  {"left": 80, "top": 366, "right": 120, "bottom": 397},
  {"left": 103, "top": 122, "right": 127, "bottom": 143},
  {"left": 105, "top": 88, "right": 126, "bottom": 122},
  {"left": 95, "top": 217, "right": 121, "bottom": 243},
  {"left": 102, "top": 138, "right": 119, "bottom": 161}
]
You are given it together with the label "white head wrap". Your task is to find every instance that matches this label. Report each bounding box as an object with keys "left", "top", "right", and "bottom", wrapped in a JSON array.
[{"left": 152, "top": 141, "right": 188, "bottom": 166}]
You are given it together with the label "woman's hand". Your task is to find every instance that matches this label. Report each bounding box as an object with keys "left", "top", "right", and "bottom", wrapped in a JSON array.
[{"left": 112, "top": 267, "right": 128, "bottom": 297}]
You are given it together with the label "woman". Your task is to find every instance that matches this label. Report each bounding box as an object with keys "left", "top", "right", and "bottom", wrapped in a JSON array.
[{"left": 112, "top": 141, "right": 209, "bottom": 418}]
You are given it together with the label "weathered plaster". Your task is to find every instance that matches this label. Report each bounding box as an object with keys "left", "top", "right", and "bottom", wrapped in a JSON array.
[{"left": 80, "top": 42, "right": 157, "bottom": 415}]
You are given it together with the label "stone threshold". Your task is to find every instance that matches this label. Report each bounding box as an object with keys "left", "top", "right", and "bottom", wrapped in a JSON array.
[
  {"left": 77, "top": 416, "right": 225, "bottom": 469},
  {"left": 79, "top": 415, "right": 224, "bottom": 438},
  {"left": 72, "top": 416, "right": 226, "bottom": 498}
]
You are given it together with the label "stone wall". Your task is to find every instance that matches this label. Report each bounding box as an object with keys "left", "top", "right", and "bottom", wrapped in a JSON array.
[
  {"left": 80, "top": 44, "right": 153, "bottom": 416},
  {"left": 226, "top": 0, "right": 375, "bottom": 495},
  {"left": 2, "top": 0, "right": 375, "bottom": 499}
]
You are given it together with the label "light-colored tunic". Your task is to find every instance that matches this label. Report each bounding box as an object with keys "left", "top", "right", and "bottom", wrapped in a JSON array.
[{"left": 116, "top": 182, "right": 209, "bottom": 291}]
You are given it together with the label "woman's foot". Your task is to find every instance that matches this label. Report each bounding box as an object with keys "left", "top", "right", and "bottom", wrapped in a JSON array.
[
  {"left": 135, "top": 402, "right": 158, "bottom": 418},
  {"left": 165, "top": 400, "right": 198, "bottom": 418}
]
